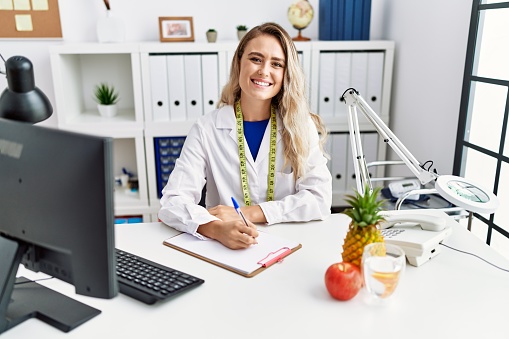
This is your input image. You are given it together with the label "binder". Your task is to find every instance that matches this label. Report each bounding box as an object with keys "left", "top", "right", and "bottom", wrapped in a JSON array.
[
  {"left": 366, "top": 52, "right": 384, "bottom": 116},
  {"left": 331, "top": 133, "right": 348, "bottom": 194},
  {"left": 324, "top": 132, "right": 333, "bottom": 174},
  {"left": 346, "top": 133, "right": 378, "bottom": 193},
  {"left": 350, "top": 52, "right": 368, "bottom": 124},
  {"left": 361, "top": 0, "right": 372, "bottom": 40},
  {"left": 148, "top": 55, "right": 170, "bottom": 122},
  {"left": 332, "top": 0, "right": 345, "bottom": 40},
  {"left": 334, "top": 52, "right": 352, "bottom": 118},
  {"left": 318, "top": 52, "right": 335, "bottom": 118},
  {"left": 163, "top": 230, "right": 302, "bottom": 278},
  {"left": 201, "top": 53, "right": 219, "bottom": 115},
  {"left": 184, "top": 54, "right": 203, "bottom": 120},
  {"left": 166, "top": 54, "right": 187, "bottom": 121},
  {"left": 362, "top": 132, "right": 379, "bottom": 177},
  {"left": 343, "top": 0, "right": 354, "bottom": 40},
  {"left": 353, "top": 0, "right": 364, "bottom": 40},
  {"left": 346, "top": 135, "right": 357, "bottom": 193},
  {"left": 318, "top": 0, "right": 332, "bottom": 40}
]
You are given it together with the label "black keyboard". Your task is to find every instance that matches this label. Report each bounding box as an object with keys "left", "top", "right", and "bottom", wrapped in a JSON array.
[{"left": 115, "top": 248, "right": 204, "bottom": 304}]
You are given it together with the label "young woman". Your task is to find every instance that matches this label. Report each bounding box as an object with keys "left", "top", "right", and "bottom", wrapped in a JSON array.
[{"left": 159, "top": 22, "right": 332, "bottom": 249}]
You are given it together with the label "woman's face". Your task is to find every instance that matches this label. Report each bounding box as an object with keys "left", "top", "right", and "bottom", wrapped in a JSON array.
[{"left": 238, "top": 34, "right": 285, "bottom": 103}]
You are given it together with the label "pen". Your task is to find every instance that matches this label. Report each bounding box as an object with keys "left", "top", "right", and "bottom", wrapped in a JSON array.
[{"left": 231, "top": 196, "right": 249, "bottom": 227}]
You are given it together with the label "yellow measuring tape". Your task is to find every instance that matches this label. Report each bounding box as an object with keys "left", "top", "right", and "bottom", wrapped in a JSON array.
[{"left": 235, "top": 101, "right": 276, "bottom": 206}]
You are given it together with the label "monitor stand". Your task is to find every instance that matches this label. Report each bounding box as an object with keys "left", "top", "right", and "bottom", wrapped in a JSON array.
[{"left": 0, "top": 237, "right": 101, "bottom": 334}]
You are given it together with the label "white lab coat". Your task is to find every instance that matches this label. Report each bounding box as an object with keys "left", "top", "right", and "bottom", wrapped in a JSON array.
[{"left": 158, "top": 105, "right": 332, "bottom": 239}]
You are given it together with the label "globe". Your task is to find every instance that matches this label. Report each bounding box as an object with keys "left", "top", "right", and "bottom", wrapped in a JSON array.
[{"left": 287, "top": 0, "right": 314, "bottom": 41}]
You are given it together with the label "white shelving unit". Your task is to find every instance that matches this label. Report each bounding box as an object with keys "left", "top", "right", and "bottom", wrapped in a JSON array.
[
  {"left": 49, "top": 43, "right": 151, "bottom": 221},
  {"left": 49, "top": 40, "right": 394, "bottom": 221}
]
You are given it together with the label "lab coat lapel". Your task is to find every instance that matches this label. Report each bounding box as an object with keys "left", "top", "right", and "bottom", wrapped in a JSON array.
[{"left": 217, "top": 105, "right": 257, "bottom": 172}]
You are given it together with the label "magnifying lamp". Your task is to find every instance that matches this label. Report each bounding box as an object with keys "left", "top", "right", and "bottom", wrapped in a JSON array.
[
  {"left": 0, "top": 55, "right": 53, "bottom": 123},
  {"left": 341, "top": 88, "right": 499, "bottom": 216}
]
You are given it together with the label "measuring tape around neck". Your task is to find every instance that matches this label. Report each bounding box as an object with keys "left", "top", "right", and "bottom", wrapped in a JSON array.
[{"left": 235, "top": 101, "right": 277, "bottom": 206}]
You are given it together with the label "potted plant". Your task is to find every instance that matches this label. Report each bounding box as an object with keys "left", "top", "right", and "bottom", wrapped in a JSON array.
[
  {"left": 94, "top": 82, "right": 119, "bottom": 118},
  {"left": 236, "top": 25, "right": 248, "bottom": 40},
  {"left": 206, "top": 28, "right": 217, "bottom": 43}
]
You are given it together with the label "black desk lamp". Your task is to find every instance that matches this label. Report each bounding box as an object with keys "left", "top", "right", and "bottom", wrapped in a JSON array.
[{"left": 0, "top": 55, "right": 53, "bottom": 123}]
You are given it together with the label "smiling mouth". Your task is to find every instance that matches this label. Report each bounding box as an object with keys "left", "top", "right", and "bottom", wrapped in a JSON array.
[{"left": 252, "top": 79, "right": 271, "bottom": 87}]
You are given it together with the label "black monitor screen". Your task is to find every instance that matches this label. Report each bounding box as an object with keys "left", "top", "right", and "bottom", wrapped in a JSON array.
[{"left": 0, "top": 118, "right": 118, "bottom": 333}]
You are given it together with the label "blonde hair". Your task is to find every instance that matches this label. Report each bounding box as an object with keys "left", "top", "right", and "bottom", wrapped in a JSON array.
[{"left": 218, "top": 22, "right": 327, "bottom": 179}]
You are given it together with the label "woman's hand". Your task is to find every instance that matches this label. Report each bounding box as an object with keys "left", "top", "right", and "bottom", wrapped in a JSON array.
[
  {"left": 208, "top": 205, "right": 241, "bottom": 222},
  {"left": 197, "top": 219, "right": 259, "bottom": 250},
  {"left": 208, "top": 204, "right": 267, "bottom": 224}
]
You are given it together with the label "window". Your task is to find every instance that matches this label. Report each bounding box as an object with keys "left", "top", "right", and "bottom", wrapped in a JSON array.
[{"left": 455, "top": 0, "right": 509, "bottom": 258}]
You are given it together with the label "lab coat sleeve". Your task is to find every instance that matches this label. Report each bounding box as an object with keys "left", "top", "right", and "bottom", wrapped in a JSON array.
[
  {"left": 258, "top": 120, "right": 332, "bottom": 225},
  {"left": 158, "top": 121, "right": 218, "bottom": 239}
]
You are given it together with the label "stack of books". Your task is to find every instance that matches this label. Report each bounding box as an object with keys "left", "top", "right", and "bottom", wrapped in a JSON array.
[{"left": 319, "top": 0, "right": 372, "bottom": 41}]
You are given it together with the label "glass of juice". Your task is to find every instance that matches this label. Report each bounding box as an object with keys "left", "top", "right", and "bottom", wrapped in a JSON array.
[{"left": 362, "top": 242, "right": 406, "bottom": 302}]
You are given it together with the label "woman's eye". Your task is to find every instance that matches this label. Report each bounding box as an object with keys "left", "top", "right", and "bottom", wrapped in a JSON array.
[
  {"left": 250, "top": 57, "right": 262, "bottom": 63},
  {"left": 273, "top": 62, "right": 284, "bottom": 68}
]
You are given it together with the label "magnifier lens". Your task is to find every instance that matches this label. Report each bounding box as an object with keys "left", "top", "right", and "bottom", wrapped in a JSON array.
[{"left": 446, "top": 180, "right": 490, "bottom": 203}]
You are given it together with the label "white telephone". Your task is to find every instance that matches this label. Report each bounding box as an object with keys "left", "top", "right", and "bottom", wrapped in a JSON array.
[{"left": 379, "top": 209, "right": 453, "bottom": 267}]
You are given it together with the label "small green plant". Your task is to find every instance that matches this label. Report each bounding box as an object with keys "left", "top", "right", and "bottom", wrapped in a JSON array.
[
  {"left": 207, "top": 28, "right": 216, "bottom": 32},
  {"left": 94, "top": 83, "right": 119, "bottom": 105},
  {"left": 236, "top": 25, "right": 248, "bottom": 31}
]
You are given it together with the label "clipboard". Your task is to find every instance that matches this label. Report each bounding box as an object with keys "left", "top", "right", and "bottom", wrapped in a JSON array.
[{"left": 163, "top": 231, "right": 302, "bottom": 278}]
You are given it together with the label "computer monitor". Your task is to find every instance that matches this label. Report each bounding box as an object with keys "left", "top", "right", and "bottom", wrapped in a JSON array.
[{"left": 0, "top": 118, "right": 118, "bottom": 334}]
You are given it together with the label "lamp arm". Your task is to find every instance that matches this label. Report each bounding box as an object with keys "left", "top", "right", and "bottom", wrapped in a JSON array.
[{"left": 342, "top": 88, "right": 438, "bottom": 190}]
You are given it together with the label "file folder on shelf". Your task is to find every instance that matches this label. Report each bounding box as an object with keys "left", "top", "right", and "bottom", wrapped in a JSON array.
[
  {"left": 331, "top": 133, "right": 348, "bottom": 194},
  {"left": 166, "top": 54, "right": 187, "bottom": 121},
  {"left": 149, "top": 55, "right": 170, "bottom": 122},
  {"left": 318, "top": 52, "right": 335, "bottom": 118},
  {"left": 184, "top": 54, "right": 203, "bottom": 120},
  {"left": 201, "top": 54, "right": 220, "bottom": 114},
  {"left": 366, "top": 52, "right": 384, "bottom": 116},
  {"left": 334, "top": 52, "right": 352, "bottom": 118},
  {"left": 163, "top": 230, "right": 301, "bottom": 277}
]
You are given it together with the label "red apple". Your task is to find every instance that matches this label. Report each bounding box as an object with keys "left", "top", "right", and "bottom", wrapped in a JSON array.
[{"left": 324, "top": 262, "right": 362, "bottom": 301}]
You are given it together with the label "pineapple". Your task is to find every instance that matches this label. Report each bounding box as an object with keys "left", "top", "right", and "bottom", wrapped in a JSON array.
[{"left": 341, "top": 185, "right": 386, "bottom": 267}]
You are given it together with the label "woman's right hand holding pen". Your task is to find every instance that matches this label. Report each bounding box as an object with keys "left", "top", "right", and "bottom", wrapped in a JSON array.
[{"left": 197, "top": 219, "right": 258, "bottom": 250}]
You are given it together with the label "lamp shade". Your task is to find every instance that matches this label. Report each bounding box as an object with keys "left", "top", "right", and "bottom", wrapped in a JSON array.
[
  {"left": 435, "top": 175, "right": 499, "bottom": 214},
  {"left": 0, "top": 56, "right": 53, "bottom": 123}
]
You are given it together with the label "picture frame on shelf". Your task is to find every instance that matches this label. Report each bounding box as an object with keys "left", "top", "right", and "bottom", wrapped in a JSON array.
[{"left": 159, "top": 16, "right": 194, "bottom": 42}]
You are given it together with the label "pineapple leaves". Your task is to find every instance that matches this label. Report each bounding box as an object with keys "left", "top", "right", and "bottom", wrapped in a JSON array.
[{"left": 341, "top": 185, "right": 386, "bottom": 227}]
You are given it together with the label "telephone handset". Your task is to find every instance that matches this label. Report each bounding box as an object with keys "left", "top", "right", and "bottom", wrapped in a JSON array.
[
  {"left": 378, "top": 210, "right": 453, "bottom": 266},
  {"left": 380, "top": 213, "right": 446, "bottom": 231}
]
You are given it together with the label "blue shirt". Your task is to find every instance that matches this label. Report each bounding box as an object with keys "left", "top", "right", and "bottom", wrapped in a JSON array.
[{"left": 243, "top": 119, "right": 269, "bottom": 161}]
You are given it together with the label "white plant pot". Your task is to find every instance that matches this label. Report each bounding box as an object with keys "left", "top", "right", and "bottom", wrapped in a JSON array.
[{"left": 97, "top": 104, "right": 118, "bottom": 118}]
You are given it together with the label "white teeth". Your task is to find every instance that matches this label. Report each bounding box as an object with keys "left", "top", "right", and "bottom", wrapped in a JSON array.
[{"left": 253, "top": 80, "right": 270, "bottom": 87}]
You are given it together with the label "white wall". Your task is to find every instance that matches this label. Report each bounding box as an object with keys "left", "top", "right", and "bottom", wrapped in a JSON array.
[
  {"left": 0, "top": 0, "right": 472, "bottom": 175},
  {"left": 379, "top": 0, "right": 473, "bottom": 177}
]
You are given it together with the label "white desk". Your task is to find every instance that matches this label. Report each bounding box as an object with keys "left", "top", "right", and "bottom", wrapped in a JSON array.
[{"left": 7, "top": 213, "right": 509, "bottom": 339}]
